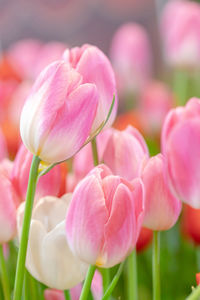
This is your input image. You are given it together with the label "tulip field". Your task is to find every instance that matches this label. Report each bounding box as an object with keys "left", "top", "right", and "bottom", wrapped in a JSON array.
[{"left": 1, "top": 0, "right": 200, "bottom": 300}]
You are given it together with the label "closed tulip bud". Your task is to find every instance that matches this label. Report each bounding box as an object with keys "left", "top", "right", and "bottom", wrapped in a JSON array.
[
  {"left": 67, "top": 126, "right": 148, "bottom": 191},
  {"left": 136, "top": 227, "right": 153, "bottom": 252},
  {"left": 66, "top": 164, "right": 144, "bottom": 268},
  {"left": 0, "top": 159, "right": 18, "bottom": 244},
  {"left": 20, "top": 60, "right": 99, "bottom": 164},
  {"left": 63, "top": 44, "right": 118, "bottom": 131},
  {"left": 161, "top": 0, "right": 200, "bottom": 68},
  {"left": 17, "top": 194, "right": 88, "bottom": 290},
  {"left": 196, "top": 273, "right": 200, "bottom": 285},
  {"left": 110, "top": 22, "right": 152, "bottom": 96},
  {"left": 141, "top": 154, "right": 181, "bottom": 231},
  {"left": 162, "top": 98, "right": 200, "bottom": 208},
  {"left": 11, "top": 145, "right": 62, "bottom": 203},
  {"left": 139, "top": 81, "right": 174, "bottom": 136},
  {"left": 101, "top": 126, "right": 149, "bottom": 181},
  {"left": 181, "top": 204, "right": 200, "bottom": 245}
]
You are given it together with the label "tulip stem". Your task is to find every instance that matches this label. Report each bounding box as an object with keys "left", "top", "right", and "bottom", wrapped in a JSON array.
[
  {"left": 186, "top": 284, "right": 200, "bottom": 300},
  {"left": 153, "top": 231, "right": 160, "bottom": 300},
  {"left": 101, "top": 268, "right": 111, "bottom": 295},
  {"left": 0, "top": 245, "right": 10, "bottom": 300},
  {"left": 13, "top": 155, "right": 41, "bottom": 300},
  {"left": 127, "top": 249, "right": 138, "bottom": 300},
  {"left": 91, "top": 138, "right": 99, "bottom": 166},
  {"left": 173, "top": 69, "right": 188, "bottom": 106},
  {"left": 102, "top": 261, "right": 125, "bottom": 300},
  {"left": 79, "top": 265, "right": 96, "bottom": 300},
  {"left": 64, "top": 290, "right": 71, "bottom": 300}
]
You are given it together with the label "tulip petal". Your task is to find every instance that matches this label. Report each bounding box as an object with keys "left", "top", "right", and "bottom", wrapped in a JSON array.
[
  {"left": 76, "top": 46, "right": 117, "bottom": 131},
  {"left": 66, "top": 175, "right": 108, "bottom": 265}
]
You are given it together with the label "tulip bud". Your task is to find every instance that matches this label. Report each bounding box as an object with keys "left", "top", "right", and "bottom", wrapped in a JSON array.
[
  {"left": 0, "top": 159, "right": 18, "bottom": 244},
  {"left": 20, "top": 60, "right": 99, "bottom": 164},
  {"left": 139, "top": 81, "right": 174, "bottom": 136},
  {"left": 162, "top": 98, "right": 200, "bottom": 209},
  {"left": 17, "top": 194, "right": 88, "bottom": 290},
  {"left": 63, "top": 44, "right": 118, "bottom": 131},
  {"left": 181, "top": 204, "right": 200, "bottom": 245},
  {"left": 136, "top": 227, "right": 153, "bottom": 252},
  {"left": 141, "top": 154, "right": 182, "bottom": 231},
  {"left": 66, "top": 164, "right": 144, "bottom": 268},
  {"left": 110, "top": 22, "right": 152, "bottom": 96},
  {"left": 161, "top": 0, "right": 200, "bottom": 68},
  {"left": 11, "top": 145, "right": 62, "bottom": 203},
  {"left": 68, "top": 126, "right": 148, "bottom": 189}
]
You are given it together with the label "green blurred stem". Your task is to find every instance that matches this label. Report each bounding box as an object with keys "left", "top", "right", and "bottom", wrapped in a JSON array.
[
  {"left": 64, "top": 290, "right": 71, "bottom": 300},
  {"left": 91, "top": 138, "right": 99, "bottom": 166},
  {"left": 102, "top": 262, "right": 125, "bottom": 300},
  {"left": 0, "top": 245, "right": 10, "bottom": 300},
  {"left": 13, "top": 156, "right": 41, "bottom": 300},
  {"left": 186, "top": 285, "right": 200, "bottom": 300},
  {"left": 153, "top": 231, "right": 160, "bottom": 300},
  {"left": 79, "top": 265, "right": 96, "bottom": 300},
  {"left": 173, "top": 69, "right": 188, "bottom": 106},
  {"left": 101, "top": 268, "right": 111, "bottom": 296},
  {"left": 127, "top": 250, "right": 138, "bottom": 300}
]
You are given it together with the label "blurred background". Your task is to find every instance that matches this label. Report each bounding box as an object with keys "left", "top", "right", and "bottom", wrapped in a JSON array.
[{"left": 0, "top": 0, "right": 167, "bottom": 73}]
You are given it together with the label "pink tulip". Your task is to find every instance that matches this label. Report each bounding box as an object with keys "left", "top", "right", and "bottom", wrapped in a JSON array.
[
  {"left": 110, "top": 22, "right": 152, "bottom": 95},
  {"left": 0, "top": 159, "right": 18, "bottom": 244},
  {"left": 20, "top": 60, "right": 99, "bottom": 164},
  {"left": 66, "top": 164, "right": 144, "bottom": 268},
  {"left": 0, "top": 128, "right": 8, "bottom": 160},
  {"left": 67, "top": 126, "right": 148, "bottom": 191},
  {"left": 139, "top": 81, "right": 174, "bottom": 136},
  {"left": 141, "top": 154, "right": 181, "bottom": 231},
  {"left": 7, "top": 39, "right": 42, "bottom": 80},
  {"left": 101, "top": 126, "right": 149, "bottom": 181},
  {"left": 161, "top": 0, "right": 200, "bottom": 68},
  {"left": 162, "top": 97, "right": 200, "bottom": 209},
  {"left": 63, "top": 44, "right": 118, "bottom": 130},
  {"left": 11, "top": 144, "right": 62, "bottom": 203}
]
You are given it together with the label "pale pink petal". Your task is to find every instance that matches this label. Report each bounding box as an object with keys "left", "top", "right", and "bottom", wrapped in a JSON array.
[{"left": 66, "top": 175, "right": 108, "bottom": 264}]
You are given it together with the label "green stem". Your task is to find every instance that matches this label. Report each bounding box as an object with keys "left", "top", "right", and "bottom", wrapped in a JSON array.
[
  {"left": 101, "top": 268, "right": 110, "bottom": 295},
  {"left": 102, "top": 262, "right": 125, "bottom": 300},
  {"left": 153, "top": 231, "right": 160, "bottom": 300},
  {"left": 173, "top": 69, "right": 189, "bottom": 106},
  {"left": 91, "top": 138, "right": 99, "bottom": 166},
  {"left": 0, "top": 245, "right": 10, "bottom": 300},
  {"left": 186, "top": 284, "right": 200, "bottom": 300},
  {"left": 79, "top": 265, "right": 96, "bottom": 300},
  {"left": 13, "top": 156, "right": 40, "bottom": 300},
  {"left": 127, "top": 250, "right": 138, "bottom": 300},
  {"left": 64, "top": 290, "right": 71, "bottom": 300}
]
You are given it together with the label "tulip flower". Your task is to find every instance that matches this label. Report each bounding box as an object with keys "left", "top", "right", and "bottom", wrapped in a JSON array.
[
  {"left": 139, "top": 81, "right": 174, "bottom": 136},
  {"left": 136, "top": 227, "right": 153, "bottom": 252},
  {"left": 17, "top": 194, "right": 88, "bottom": 290},
  {"left": 161, "top": 0, "right": 200, "bottom": 68},
  {"left": 0, "top": 159, "right": 18, "bottom": 244},
  {"left": 141, "top": 154, "right": 181, "bottom": 231},
  {"left": 110, "top": 22, "right": 152, "bottom": 96},
  {"left": 11, "top": 145, "right": 63, "bottom": 203},
  {"left": 66, "top": 164, "right": 144, "bottom": 268},
  {"left": 63, "top": 44, "right": 117, "bottom": 131},
  {"left": 181, "top": 204, "right": 200, "bottom": 245},
  {"left": 68, "top": 126, "right": 148, "bottom": 191},
  {"left": 20, "top": 60, "right": 99, "bottom": 164},
  {"left": 162, "top": 98, "right": 200, "bottom": 209}
]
